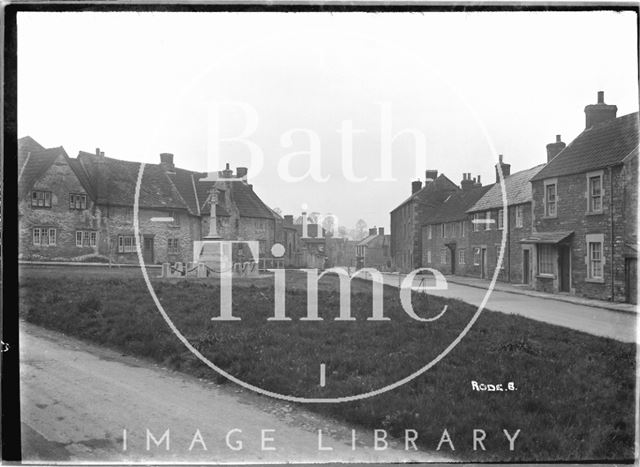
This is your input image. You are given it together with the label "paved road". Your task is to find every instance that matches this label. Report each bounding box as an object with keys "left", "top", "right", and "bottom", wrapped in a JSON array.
[
  {"left": 377, "top": 272, "right": 637, "bottom": 343},
  {"left": 19, "top": 322, "right": 448, "bottom": 464}
]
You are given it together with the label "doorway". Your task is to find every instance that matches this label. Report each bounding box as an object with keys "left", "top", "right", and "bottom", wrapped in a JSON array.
[
  {"left": 480, "top": 247, "right": 487, "bottom": 279},
  {"left": 626, "top": 258, "right": 637, "bottom": 304},
  {"left": 558, "top": 246, "right": 570, "bottom": 292},
  {"left": 449, "top": 246, "right": 456, "bottom": 275},
  {"left": 523, "top": 249, "right": 530, "bottom": 284},
  {"left": 143, "top": 236, "right": 154, "bottom": 264}
]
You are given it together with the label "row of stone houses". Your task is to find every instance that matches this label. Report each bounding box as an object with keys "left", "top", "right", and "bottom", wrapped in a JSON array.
[
  {"left": 17, "top": 137, "right": 363, "bottom": 269},
  {"left": 18, "top": 138, "right": 288, "bottom": 265},
  {"left": 391, "top": 92, "right": 638, "bottom": 303}
]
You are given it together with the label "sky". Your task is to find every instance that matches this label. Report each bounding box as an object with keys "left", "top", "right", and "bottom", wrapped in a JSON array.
[{"left": 18, "top": 10, "right": 639, "bottom": 231}]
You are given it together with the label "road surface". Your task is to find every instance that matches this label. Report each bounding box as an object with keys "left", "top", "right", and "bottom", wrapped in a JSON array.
[
  {"left": 19, "top": 321, "right": 448, "bottom": 464},
  {"left": 377, "top": 272, "right": 636, "bottom": 343}
]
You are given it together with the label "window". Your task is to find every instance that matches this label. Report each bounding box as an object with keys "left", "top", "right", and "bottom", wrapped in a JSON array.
[
  {"left": 441, "top": 224, "right": 445, "bottom": 238},
  {"left": 170, "top": 211, "right": 180, "bottom": 227},
  {"left": 515, "top": 205, "right": 524, "bottom": 228},
  {"left": 473, "top": 247, "right": 480, "bottom": 265},
  {"left": 33, "top": 227, "right": 56, "bottom": 246},
  {"left": 259, "top": 240, "right": 266, "bottom": 255},
  {"left": 458, "top": 249, "right": 465, "bottom": 265},
  {"left": 472, "top": 214, "right": 480, "bottom": 232},
  {"left": 497, "top": 209, "right": 504, "bottom": 230},
  {"left": 427, "top": 225, "right": 432, "bottom": 240},
  {"left": 31, "top": 191, "right": 51, "bottom": 208},
  {"left": 168, "top": 238, "right": 179, "bottom": 254},
  {"left": 485, "top": 211, "right": 492, "bottom": 230},
  {"left": 587, "top": 173, "right": 603, "bottom": 213},
  {"left": 460, "top": 221, "right": 465, "bottom": 238},
  {"left": 495, "top": 245, "right": 505, "bottom": 269},
  {"left": 537, "top": 244, "right": 554, "bottom": 275},
  {"left": 69, "top": 193, "right": 87, "bottom": 210},
  {"left": 586, "top": 234, "right": 605, "bottom": 280},
  {"left": 118, "top": 235, "right": 138, "bottom": 253},
  {"left": 440, "top": 248, "right": 447, "bottom": 264},
  {"left": 76, "top": 230, "right": 97, "bottom": 247},
  {"left": 426, "top": 250, "right": 431, "bottom": 264},
  {"left": 544, "top": 180, "right": 557, "bottom": 217}
]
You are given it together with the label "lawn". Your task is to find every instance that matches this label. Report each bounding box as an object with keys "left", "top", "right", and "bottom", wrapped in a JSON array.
[{"left": 18, "top": 266, "right": 636, "bottom": 462}]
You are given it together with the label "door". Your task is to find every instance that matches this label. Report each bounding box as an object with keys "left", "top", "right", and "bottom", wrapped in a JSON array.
[
  {"left": 558, "top": 246, "right": 570, "bottom": 292},
  {"left": 480, "top": 248, "right": 487, "bottom": 279},
  {"left": 450, "top": 246, "right": 456, "bottom": 275},
  {"left": 143, "top": 236, "right": 154, "bottom": 264},
  {"left": 626, "top": 258, "right": 637, "bottom": 304},
  {"left": 523, "top": 249, "right": 530, "bottom": 284}
]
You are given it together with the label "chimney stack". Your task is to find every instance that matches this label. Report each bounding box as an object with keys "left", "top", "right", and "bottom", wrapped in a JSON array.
[
  {"left": 236, "top": 167, "right": 248, "bottom": 179},
  {"left": 546, "top": 134, "right": 566, "bottom": 163},
  {"left": 495, "top": 154, "right": 511, "bottom": 182},
  {"left": 411, "top": 180, "right": 422, "bottom": 194},
  {"left": 584, "top": 91, "right": 617, "bottom": 129},
  {"left": 378, "top": 227, "right": 384, "bottom": 235},
  {"left": 425, "top": 170, "right": 438, "bottom": 182},
  {"left": 475, "top": 175, "right": 482, "bottom": 187},
  {"left": 222, "top": 162, "right": 233, "bottom": 178},
  {"left": 369, "top": 227, "right": 377, "bottom": 236},
  {"left": 284, "top": 215, "right": 294, "bottom": 225},
  {"left": 160, "top": 153, "right": 174, "bottom": 171},
  {"left": 461, "top": 173, "right": 475, "bottom": 191},
  {"left": 95, "top": 147, "right": 101, "bottom": 156}
]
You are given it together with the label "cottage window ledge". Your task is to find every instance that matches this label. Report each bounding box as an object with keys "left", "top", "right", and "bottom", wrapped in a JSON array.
[
  {"left": 536, "top": 273, "right": 555, "bottom": 279},
  {"left": 541, "top": 215, "right": 558, "bottom": 220},
  {"left": 585, "top": 211, "right": 604, "bottom": 217},
  {"left": 585, "top": 277, "right": 605, "bottom": 284}
]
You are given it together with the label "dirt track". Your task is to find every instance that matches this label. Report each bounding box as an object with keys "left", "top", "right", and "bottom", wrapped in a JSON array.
[{"left": 20, "top": 321, "right": 447, "bottom": 463}]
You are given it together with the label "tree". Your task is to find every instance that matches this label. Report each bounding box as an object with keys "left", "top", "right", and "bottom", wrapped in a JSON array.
[
  {"left": 322, "top": 214, "right": 336, "bottom": 237},
  {"left": 355, "top": 219, "right": 368, "bottom": 240},
  {"left": 337, "top": 225, "right": 348, "bottom": 238}
]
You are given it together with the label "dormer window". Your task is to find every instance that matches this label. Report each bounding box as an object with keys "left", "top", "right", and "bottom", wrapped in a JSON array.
[
  {"left": 31, "top": 191, "right": 51, "bottom": 208},
  {"left": 70, "top": 193, "right": 87, "bottom": 210}
]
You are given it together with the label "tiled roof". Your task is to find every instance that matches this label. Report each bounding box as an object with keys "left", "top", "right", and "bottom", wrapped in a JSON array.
[
  {"left": 391, "top": 174, "right": 459, "bottom": 212},
  {"left": 18, "top": 136, "right": 45, "bottom": 164},
  {"left": 531, "top": 112, "right": 639, "bottom": 181},
  {"left": 358, "top": 233, "right": 389, "bottom": 247},
  {"left": 166, "top": 167, "right": 201, "bottom": 216},
  {"left": 77, "top": 152, "right": 189, "bottom": 210},
  {"left": 425, "top": 184, "right": 493, "bottom": 224},
  {"left": 467, "top": 164, "right": 545, "bottom": 212},
  {"left": 195, "top": 179, "right": 275, "bottom": 219}
]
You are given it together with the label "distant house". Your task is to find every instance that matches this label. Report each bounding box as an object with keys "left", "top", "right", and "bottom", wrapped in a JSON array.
[
  {"left": 466, "top": 160, "right": 545, "bottom": 284},
  {"left": 18, "top": 137, "right": 278, "bottom": 264},
  {"left": 389, "top": 171, "right": 458, "bottom": 272},
  {"left": 527, "top": 92, "right": 638, "bottom": 303},
  {"left": 356, "top": 227, "right": 391, "bottom": 270},
  {"left": 422, "top": 175, "right": 492, "bottom": 276}
]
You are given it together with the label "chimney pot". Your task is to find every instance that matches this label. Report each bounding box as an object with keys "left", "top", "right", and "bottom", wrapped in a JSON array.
[
  {"left": 369, "top": 227, "right": 376, "bottom": 236},
  {"left": 236, "top": 167, "right": 248, "bottom": 178},
  {"left": 546, "top": 135, "right": 566, "bottom": 163},
  {"left": 100, "top": 151, "right": 105, "bottom": 158},
  {"left": 499, "top": 154, "right": 503, "bottom": 163},
  {"left": 585, "top": 91, "right": 617, "bottom": 128},
  {"left": 556, "top": 134, "right": 561, "bottom": 143},
  {"left": 425, "top": 169, "right": 438, "bottom": 182},
  {"left": 598, "top": 91, "right": 604, "bottom": 104},
  {"left": 378, "top": 227, "right": 384, "bottom": 235},
  {"left": 95, "top": 147, "right": 100, "bottom": 156},
  {"left": 477, "top": 175, "right": 481, "bottom": 184}
]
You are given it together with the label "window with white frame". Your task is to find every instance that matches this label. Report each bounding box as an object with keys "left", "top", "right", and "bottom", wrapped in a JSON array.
[
  {"left": 33, "top": 227, "right": 56, "bottom": 246},
  {"left": 69, "top": 193, "right": 87, "bottom": 210},
  {"left": 586, "top": 234, "right": 604, "bottom": 280},
  {"left": 426, "top": 250, "right": 431, "bottom": 264},
  {"left": 485, "top": 211, "right": 492, "bottom": 230},
  {"left": 544, "top": 180, "right": 557, "bottom": 217},
  {"left": 458, "top": 249, "right": 465, "bottom": 265},
  {"left": 473, "top": 247, "right": 480, "bottom": 265},
  {"left": 460, "top": 221, "right": 465, "bottom": 237},
  {"left": 472, "top": 213, "right": 480, "bottom": 232},
  {"left": 76, "top": 230, "right": 97, "bottom": 247},
  {"left": 497, "top": 209, "right": 504, "bottom": 230},
  {"left": 515, "top": 205, "right": 524, "bottom": 228},
  {"left": 587, "top": 173, "right": 603, "bottom": 213},
  {"left": 118, "top": 235, "right": 138, "bottom": 253},
  {"left": 537, "top": 244, "right": 555, "bottom": 275},
  {"left": 31, "top": 191, "right": 51, "bottom": 208},
  {"left": 427, "top": 225, "right": 432, "bottom": 240},
  {"left": 168, "top": 238, "right": 180, "bottom": 254},
  {"left": 440, "top": 248, "right": 447, "bottom": 264}
]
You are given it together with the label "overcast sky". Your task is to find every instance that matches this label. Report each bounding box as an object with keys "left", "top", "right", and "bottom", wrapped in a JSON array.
[{"left": 18, "top": 10, "right": 638, "bottom": 230}]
